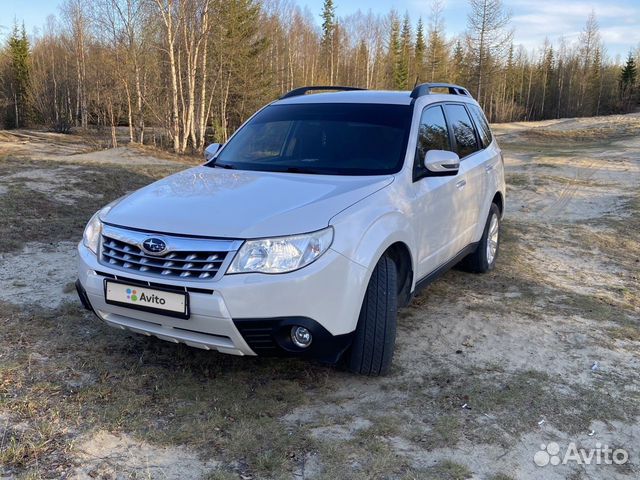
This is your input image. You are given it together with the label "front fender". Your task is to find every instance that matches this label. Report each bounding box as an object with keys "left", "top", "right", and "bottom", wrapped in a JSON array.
[{"left": 329, "top": 188, "right": 416, "bottom": 283}]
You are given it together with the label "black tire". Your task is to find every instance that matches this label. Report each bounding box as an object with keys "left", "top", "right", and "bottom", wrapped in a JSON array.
[
  {"left": 460, "top": 203, "right": 501, "bottom": 273},
  {"left": 347, "top": 255, "right": 398, "bottom": 376}
]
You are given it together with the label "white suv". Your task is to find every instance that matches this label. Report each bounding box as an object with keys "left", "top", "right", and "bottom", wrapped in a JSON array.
[{"left": 76, "top": 83, "right": 505, "bottom": 376}]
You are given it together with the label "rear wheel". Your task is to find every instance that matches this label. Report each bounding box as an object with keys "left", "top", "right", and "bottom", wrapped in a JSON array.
[
  {"left": 347, "top": 255, "right": 397, "bottom": 376},
  {"left": 460, "top": 203, "right": 501, "bottom": 273}
]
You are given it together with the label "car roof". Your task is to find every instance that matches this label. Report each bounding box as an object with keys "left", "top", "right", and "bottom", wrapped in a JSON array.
[
  {"left": 274, "top": 90, "right": 413, "bottom": 106},
  {"left": 273, "top": 89, "right": 478, "bottom": 107}
]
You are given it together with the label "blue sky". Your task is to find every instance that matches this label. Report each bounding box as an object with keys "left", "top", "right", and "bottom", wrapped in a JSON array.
[{"left": 1, "top": 0, "right": 638, "bottom": 60}]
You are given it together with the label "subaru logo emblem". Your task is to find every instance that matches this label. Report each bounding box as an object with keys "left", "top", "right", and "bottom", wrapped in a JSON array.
[{"left": 142, "top": 237, "right": 167, "bottom": 255}]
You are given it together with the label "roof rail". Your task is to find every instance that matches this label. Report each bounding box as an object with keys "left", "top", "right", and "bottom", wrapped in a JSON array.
[
  {"left": 410, "top": 83, "right": 471, "bottom": 99},
  {"left": 279, "top": 85, "right": 366, "bottom": 100}
]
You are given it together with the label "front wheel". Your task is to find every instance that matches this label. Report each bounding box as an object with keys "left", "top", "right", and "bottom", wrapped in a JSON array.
[
  {"left": 347, "top": 255, "right": 398, "bottom": 376},
  {"left": 460, "top": 203, "right": 501, "bottom": 273}
]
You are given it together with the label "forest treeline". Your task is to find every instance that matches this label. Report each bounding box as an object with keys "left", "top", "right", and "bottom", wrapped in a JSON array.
[{"left": 1, "top": 0, "right": 639, "bottom": 153}]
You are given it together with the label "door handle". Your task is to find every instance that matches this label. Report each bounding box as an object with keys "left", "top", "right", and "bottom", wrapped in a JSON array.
[
  {"left": 456, "top": 179, "right": 467, "bottom": 190},
  {"left": 485, "top": 164, "right": 494, "bottom": 172}
]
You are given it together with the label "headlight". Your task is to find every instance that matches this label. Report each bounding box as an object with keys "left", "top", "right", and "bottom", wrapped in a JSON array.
[
  {"left": 82, "top": 206, "right": 111, "bottom": 254},
  {"left": 228, "top": 227, "right": 334, "bottom": 274}
]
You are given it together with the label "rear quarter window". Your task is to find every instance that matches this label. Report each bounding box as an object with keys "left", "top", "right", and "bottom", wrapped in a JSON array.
[{"left": 468, "top": 104, "right": 493, "bottom": 148}]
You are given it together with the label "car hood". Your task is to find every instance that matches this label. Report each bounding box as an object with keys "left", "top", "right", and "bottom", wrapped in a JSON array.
[{"left": 103, "top": 166, "right": 393, "bottom": 238}]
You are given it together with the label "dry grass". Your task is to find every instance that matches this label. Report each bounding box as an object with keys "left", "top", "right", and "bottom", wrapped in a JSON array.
[
  {"left": 0, "top": 300, "right": 330, "bottom": 477},
  {"left": 0, "top": 157, "right": 182, "bottom": 253}
]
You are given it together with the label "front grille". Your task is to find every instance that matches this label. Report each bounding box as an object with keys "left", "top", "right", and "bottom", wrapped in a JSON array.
[{"left": 101, "top": 235, "right": 228, "bottom": 280}]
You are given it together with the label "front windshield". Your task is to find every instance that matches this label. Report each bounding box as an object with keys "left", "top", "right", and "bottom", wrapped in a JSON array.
[{"left": 209, "top": 103, "right": 413, "bottom": 175}]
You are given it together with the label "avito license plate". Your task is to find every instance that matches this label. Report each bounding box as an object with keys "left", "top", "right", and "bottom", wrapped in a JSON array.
[{"left": 104, "top": 280, "right": 189, "bottom": 319}]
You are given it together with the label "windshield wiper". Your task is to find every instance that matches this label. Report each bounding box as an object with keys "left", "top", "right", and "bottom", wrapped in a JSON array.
[
  {"left": 213, "top": 162, "right": 235, "bottom": 169},
  {"left": 212, "top": 163, "right": 324, "bottom": 174},
  {"left": 282, "top": 166, "right": 322, "bottom": 174}
]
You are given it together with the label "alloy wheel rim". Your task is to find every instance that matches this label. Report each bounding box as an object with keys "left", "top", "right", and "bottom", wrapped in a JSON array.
[{"left": 486, "top": 214, "right": 499, "bottom": 264}]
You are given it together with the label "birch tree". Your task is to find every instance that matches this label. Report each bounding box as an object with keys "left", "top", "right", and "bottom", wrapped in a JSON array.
[
  {"left": 154, "top": 0, "right": 181, "bottom": 152},
  {"left": 61, "top": 0, "right": 90, "bottom": 128}
]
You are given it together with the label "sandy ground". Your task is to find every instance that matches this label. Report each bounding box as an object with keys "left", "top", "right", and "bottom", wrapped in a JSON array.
[
  {"left": 0, "top": 130, "right": 190, "bottom": 166},
  {"left": 73, "top": 431, "right": 218, "bottom": 480},
  {"left": 0, "top": 116, "right": 638, "bottom": 480},
  {"left": 0, "top": 242, "right": 78, "bottom": 308}
]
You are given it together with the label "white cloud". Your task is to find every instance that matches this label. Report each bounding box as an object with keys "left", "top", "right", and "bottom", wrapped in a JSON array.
[
  {"left": 507, "top": 0, "right": 638, "bottom": 18},
  {"left": 600, "top": 25, "right": 640, "bottom": 46},
  {"left": 506, "top": 0, "right": 639, "bottom": 56},
  {"left": 332, "top": 0, "right": 639, "bottom": 57}
]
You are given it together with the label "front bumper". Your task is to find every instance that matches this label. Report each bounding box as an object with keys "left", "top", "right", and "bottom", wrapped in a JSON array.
[{"left": 76, "top": 242, "right": 368, "bottom": 361}]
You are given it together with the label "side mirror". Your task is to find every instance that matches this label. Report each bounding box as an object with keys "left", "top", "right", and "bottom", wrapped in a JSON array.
[
  {"left": 204, "top": 143, "right": 222, "bottom": 161},
  {"left": 423, "top": 150, "right": 460, "bottom": 176}
]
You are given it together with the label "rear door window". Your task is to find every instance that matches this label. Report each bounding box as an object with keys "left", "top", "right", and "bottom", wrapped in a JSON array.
[
  {"left": 468, "top": 104, "right": 492, "bottom": 148},
  {"left": 444, "top": 104, "right": 479, "bottom": 158}
]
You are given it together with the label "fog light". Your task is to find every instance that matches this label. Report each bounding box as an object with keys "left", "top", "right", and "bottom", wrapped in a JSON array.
[{"left": 291, "top": 326, "right": 312, "bottom": 348}]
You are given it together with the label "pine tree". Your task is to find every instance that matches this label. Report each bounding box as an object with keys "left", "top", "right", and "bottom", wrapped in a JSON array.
[
  {"left": 619, "top": 52, "right": 638, "bottom": 111},
  {"left": 397, "top": 13, "right": 411, "bottom": 89},
  {"left": 320, "top": 0, "right": 336, "bottom": 46},
  {"left": 414, "top": 18, "right": 426, "bottom": 83},
  {"left": 6, "top": 23, "right": 31, "bottom": 128},
  {"left": 320, "top": 0, "right": 337, "bottom": 84},
  {"left": 451, "top": 39, "right": 465, "bottom": 85},
  {"left": 386, "top": 13, "right": 402, "bottom": 89},
  {"left": 620, "top": 53, "right": 637, "bottom": 90},
  {"left": 426, "top": 0, "right": 448, "bottom": 82},
  {"left": 356, "top": 39, "right": 368, "bottom": 86},
  {"left": 215, "top": 0, "right": 270, "bottom": 141},
  {"left": 589, "top": 45, "right": 603, "bottom": 115}
]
